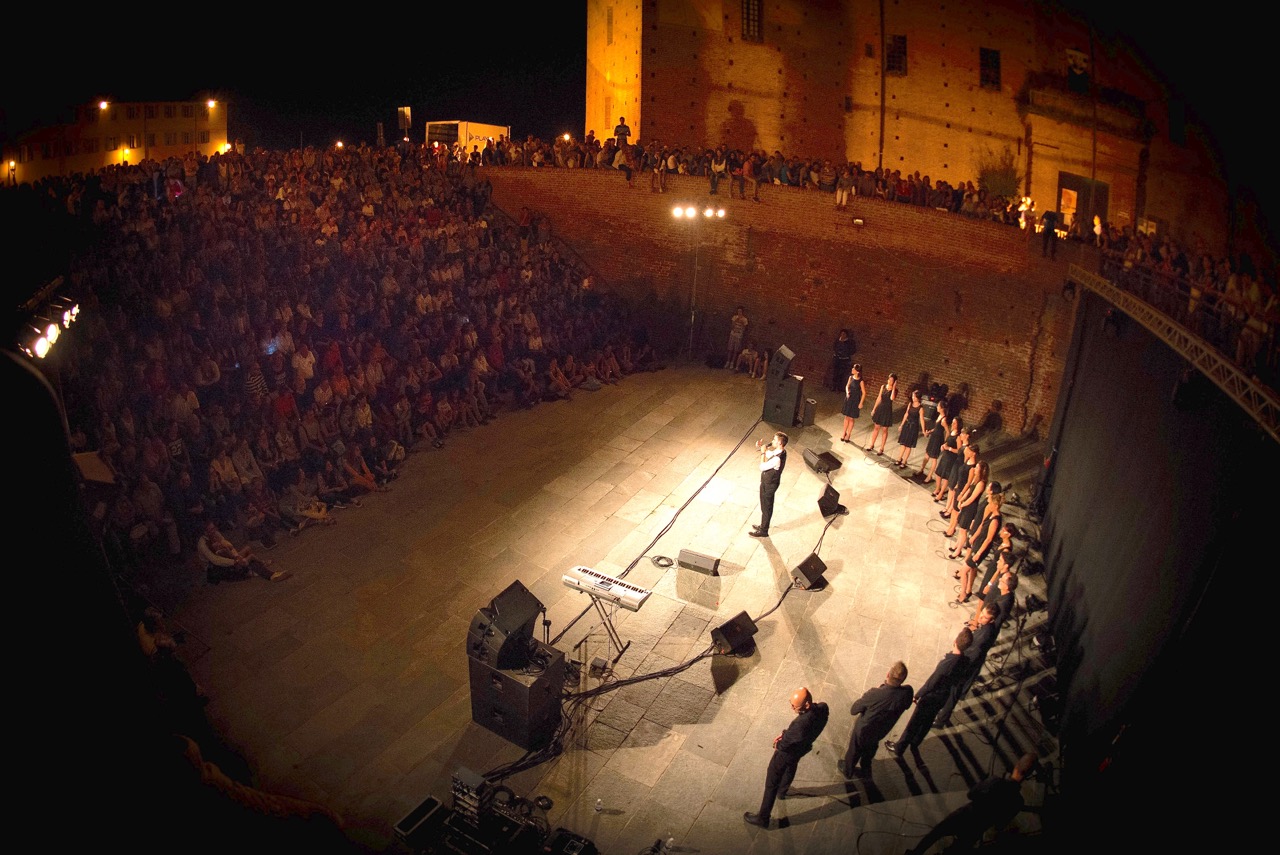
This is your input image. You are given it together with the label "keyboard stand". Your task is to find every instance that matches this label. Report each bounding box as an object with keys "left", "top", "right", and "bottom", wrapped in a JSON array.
[{"left": 578, "top": 595, "right": 631, "bottom": 664}]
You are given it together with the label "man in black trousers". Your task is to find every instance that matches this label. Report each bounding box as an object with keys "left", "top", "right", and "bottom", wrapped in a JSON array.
[
  {"left": 838, "top": 661, "right": 912, "bottom": 777},
  {"left": 744, "top": 686, "right": 828, "bottom": 830},
  {"left": 934, "top": 603, "right": 1001, "bottom": 728},
  {"left": 750, "top": 431, "right": 788, "bottom": 538},
  {"left": 886, "top": 628, "right": 973, "bottom": 758}
]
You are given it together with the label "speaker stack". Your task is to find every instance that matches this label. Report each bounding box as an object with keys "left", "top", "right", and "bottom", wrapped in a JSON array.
[
  {"left": 466, "top": 581, "right": 564, "bottom": 750},
  {"left": 762, "top": 345, "right": 804, "bottom": 426},
  {"left": 467, "top": 639, "right": 565, "bottom": 750}
]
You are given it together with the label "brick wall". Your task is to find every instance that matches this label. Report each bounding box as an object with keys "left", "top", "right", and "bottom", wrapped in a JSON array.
[{"left": 489, "top": 166, "right": 1078, "bottom": 436}]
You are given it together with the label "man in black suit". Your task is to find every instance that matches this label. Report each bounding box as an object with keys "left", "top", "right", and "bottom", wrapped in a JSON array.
[
  {"left": 982, "top": 568, "right": 1019, "bottom": 633},
  {"left": 935, "top": 603, "right": 1001, "bottom": 727},
  {"left": 838, "top": 661, "right": 912, "bottom": 777},
  {"left": 886, "top": 628, "right": 973, "bottom": 758},
  {"left": 744, "top": 686, "right": 829, "bottom": 830}
]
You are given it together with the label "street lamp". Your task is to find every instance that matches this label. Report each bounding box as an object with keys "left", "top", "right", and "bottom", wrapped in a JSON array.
[{"left": 672, "top": 204, "right": 726, "bottom": 357}]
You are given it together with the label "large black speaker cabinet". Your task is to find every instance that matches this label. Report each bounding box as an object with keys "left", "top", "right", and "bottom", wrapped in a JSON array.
[
  {"left": 766, "top": 345, "right": 795, "bottom": 389},
  {"left": 803, "top": 448, "right": 843, "bottom": 474},
  {"left": 763, "top": 375, "right": 803, "bottom": 425},
  {"left": 468, "top": 640, "right": 565, "bottom": 750},
  {"left": 678, "top": 549, "right": 720, "bottom": 576},
  {"left": 711, "top": 611, "right": 759, "bottom": 654},
  {"left": 791, "top": 553, "right": 827, "bottom": 590},
  {"left": 467, "top": 581, "right": 544, "bottom": 669}
]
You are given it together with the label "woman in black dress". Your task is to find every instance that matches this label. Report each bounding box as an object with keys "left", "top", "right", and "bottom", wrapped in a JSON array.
[
  {"left": 932, "top": 414, "right": 962, "bottom": 502},
  {"left": 893, "top": 389, "right": 926, "bottom": 469},
  {"left": 921, "top": 400, "right": 948, "bottom": 484},
  {"left": 867, "top": 373, "right": 898, "bottom": 454},
  {"left": 946, "top": 460, "right": 989, "bottom": 540},
  {"left": 956, "top": 487, "right": 1004, "bottom": 603},
  {"left": 839, "top": 363, "right": 866, "bottom": 443}
]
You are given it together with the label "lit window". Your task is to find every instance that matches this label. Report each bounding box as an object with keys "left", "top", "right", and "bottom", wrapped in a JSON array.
[
  {"left": 885, "top": 35, "right": 907, "bottom": 75},
  {"left": 742, "top": 0, "right": 762, "bottom": 43},
  {"left": 980, "top": 48, "right": 1001, "bottom": 90}
]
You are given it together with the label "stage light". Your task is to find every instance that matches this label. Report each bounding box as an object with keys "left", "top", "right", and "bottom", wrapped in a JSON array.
[
  {"left": 684, "top": 206, "right": 696, "bottom": 218},
  {"left": 24, "top": 325, "right": 51, "bottom": 359},
  {"left": 37, "top": 319, "right": 59, "bottom": 345},
  {"left": 52, "top": 298, "right": 80, "bottom": 328},
  {"left": 672, "top": 206, "right": 684, "bottom": 218}
]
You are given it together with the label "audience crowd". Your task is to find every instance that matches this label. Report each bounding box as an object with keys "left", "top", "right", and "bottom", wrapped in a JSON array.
[
  {"left": 479, "top": 130, "right": 1034, "bottom": 226},
  {"left": 25, "top": 142, "right": 658, "bottom": 578}
]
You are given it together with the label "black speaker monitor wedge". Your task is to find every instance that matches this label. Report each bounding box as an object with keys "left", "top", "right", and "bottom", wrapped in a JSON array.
[
  {"left": 711, "top": 611, "right": 759, "bottom": 654},
  {"left": 791, "top": 553, "right": 827, "bottom": 590},
  {"left": 803, "top": 448, "right": 843, "bottom": 474}
]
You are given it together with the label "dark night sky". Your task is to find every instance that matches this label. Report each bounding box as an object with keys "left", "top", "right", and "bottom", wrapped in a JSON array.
[{"left": 0, "top": 6, "right": 1268, "bottom": 237}]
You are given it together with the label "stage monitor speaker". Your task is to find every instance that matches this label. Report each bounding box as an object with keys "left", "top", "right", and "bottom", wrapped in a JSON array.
[
  {"left": 678, "top": 549, "right": 720, "bottom": 576},
  {"left": 763, "top": 375, "right": 803, "bottom": 425},
  {"left": 791, "top": 553, "right": 827, "bottom": 590},
  {"left": 466, "top": 580, "right": 544, "bottom": 669},
  {"left": 468, "top": 640, "right": 565, "bottom": 750},
  {"left": 490, "top": 580, "right": 543, "bottom": 638},
  {"left": 802, "top": 448, "right": 843, "bottom": 475},
  {"left": 711, "top": 611, "right": 758, "bottom": 654},
  {"left": 766, "top": 345, "right": 795, "bottom": 389},
  {"left": 818, "top": 485, "right": 845, "bottom": 517}
]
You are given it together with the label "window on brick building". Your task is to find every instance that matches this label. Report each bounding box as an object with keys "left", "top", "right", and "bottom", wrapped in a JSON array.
[
  {"left": 106, "top": 136, "right": 119, "bottom": 151},
  {"left": 145, "top": 104, "right": 157, "bottom": 120},
  {"left": 742, "top": 0, "right": 762, "bottom": 43},
  {"left": 198, "top": 130, "right": 209, "bottom": 145},
  {"left": 885, "top": 35, "right": 907, "bottom": 75},
  {"left": 606, "top": 6, "right": 613, "bottom": 45},
  {"left": 181, "top": 104, "right": 194, "bottom": 119},
  {"left": 164, "top": 105, "right": 175, "bottom": 119},
  {"left": 980, "top": 48, "right": 1001, "bottom": 90}
]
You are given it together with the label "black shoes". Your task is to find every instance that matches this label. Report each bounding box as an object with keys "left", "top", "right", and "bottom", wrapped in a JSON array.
[
  {"left": 749, "top": 527, "right": 769, "bottom": 537},
  {"left": 884, "top": 740, "right": 899, "bottom": 756},
  {"left": 743, "top": 812, "right": 769, "bottom": 828}
]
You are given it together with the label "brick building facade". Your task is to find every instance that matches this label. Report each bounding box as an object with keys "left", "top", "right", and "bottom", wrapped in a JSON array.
[{"left": 586, "top": 0, "right": 1229, "bottom": 254}]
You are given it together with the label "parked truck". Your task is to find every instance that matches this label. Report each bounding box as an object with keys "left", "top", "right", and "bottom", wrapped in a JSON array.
[{"left": 424, "top": 120, "right": 512, "bottom": 155}]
